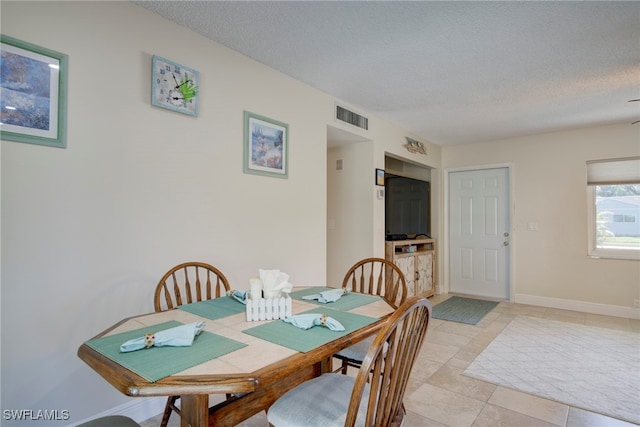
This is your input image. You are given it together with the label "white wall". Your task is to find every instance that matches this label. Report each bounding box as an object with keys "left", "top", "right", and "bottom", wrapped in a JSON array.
[
  {"left": 327, "top": 141, "right": 374, "bottom": 286},
  {"left": 442, "top": 124, "right": 640, "bottom": 315},
  {"left": 0, "top": 1, "right": 324, "bottom": 424},
  {"left": 0, "top": 1, "right": 438, "bottom": 424}
]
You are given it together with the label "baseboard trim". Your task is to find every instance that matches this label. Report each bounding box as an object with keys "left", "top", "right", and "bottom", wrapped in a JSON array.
[
  {"left": 70, "top": 397, "right": 165, "bottom": 426},
  {"left": 515, "top": 293, "right": 640, "bottom": 320}
]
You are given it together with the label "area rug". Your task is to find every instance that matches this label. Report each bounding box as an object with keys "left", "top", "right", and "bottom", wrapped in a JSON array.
[
  {"left": 432, "top": 296, "right": 498, "bottom": 325},
  {"left": 464, "top": 315, "right": 640, "bottom": 424}
]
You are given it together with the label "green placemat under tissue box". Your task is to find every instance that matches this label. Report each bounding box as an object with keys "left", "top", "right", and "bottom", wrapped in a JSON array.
[
  {"left": 178, "top": 297, "right": 247, "bottom": 320},
  {"left": 242, "top": 307, "right": 378, "bottom": 353}
]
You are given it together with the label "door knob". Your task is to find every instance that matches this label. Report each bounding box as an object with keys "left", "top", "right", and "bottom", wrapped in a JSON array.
[
  {"left": 504, "top": 232, "right": 510, "bottom": 237},
  {"left": 503, "top": 241, "right": 509, "bottom": 246}
]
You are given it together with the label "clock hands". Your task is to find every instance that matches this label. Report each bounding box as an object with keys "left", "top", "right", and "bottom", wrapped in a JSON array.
[
  {"left": 168, "top": 90, "right": 185, "bottom": 106},
  {"left": 172, "top": 72, "right": 193, "bottom": 89}
]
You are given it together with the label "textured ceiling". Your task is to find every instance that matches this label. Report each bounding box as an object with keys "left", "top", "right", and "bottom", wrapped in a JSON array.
[{"left": 132, "top": 1, "right": 640, "bottom": 147}]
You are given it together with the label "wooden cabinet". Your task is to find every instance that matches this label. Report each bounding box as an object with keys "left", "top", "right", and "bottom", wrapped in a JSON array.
[{"left": 385, "top": 239, "right": 436, "bottom": 298}]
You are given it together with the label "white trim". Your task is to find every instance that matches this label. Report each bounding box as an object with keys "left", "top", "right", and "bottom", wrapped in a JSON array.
[
  {"left": 443, "top": 163, "right": 515, "bottom": 302},
  {"left": 515, "top": 293, "right": 640, "bottom": 320},
  {"left": 69, "top": 397, "right": 166, "bottom": 426}
]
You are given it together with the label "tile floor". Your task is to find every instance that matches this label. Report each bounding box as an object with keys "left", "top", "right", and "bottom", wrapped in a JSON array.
[{"left": 140, "top": 294, "right": 640, "bottom": 427}]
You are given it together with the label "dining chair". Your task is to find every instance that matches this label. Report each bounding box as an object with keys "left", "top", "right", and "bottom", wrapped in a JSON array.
[
  {"left": 267, "top": 295, "right": 431, "bottom": 427},
  {"left": 334, "top": 257, "right": 408, "bottom": 374},
  {"left": 154, "top": 261, "right": 232, "bottom": 427},
  {"left": 77, "top": 415, "right": 140, "bottom": 426}
]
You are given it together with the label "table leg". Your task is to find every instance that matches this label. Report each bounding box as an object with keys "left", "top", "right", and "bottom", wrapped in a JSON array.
[
  {"left": 320, "top": 355, "right": 332, "bottom": 374},
  {"left": 180, "top": 394, "right": 208, "bottom": 427}
]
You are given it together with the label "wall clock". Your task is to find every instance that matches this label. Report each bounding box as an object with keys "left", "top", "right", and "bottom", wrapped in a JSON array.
[{"left": 151, "top": 55, "right": 199, "bottom": 116}]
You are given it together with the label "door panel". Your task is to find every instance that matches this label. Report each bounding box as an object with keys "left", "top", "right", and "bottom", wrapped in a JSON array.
[
  {"left": 449, "top": 168, "right": 510, "bottom": 299},
  {"left": 395, "top": 256, "right": 415, "bottom": 297}
]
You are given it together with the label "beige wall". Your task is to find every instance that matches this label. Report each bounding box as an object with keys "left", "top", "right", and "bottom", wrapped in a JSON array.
[
  {"left": 0, "top": 1, "right": 436, "bottom": 424},
  {"left": 3, "top": 1, "right": 635, "bottom": 424},
  {"left": 442, "top": 124, "right": 640, "bottom": 315},
  {"left": 327, "top": 141, "right": 374, "bottom": 286}
]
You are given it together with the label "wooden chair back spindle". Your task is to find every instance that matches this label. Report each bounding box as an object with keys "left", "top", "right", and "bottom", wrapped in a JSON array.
[
  {"left": 341, "top": 257, "right": 407, "bottom": 309},
  {"left": 153, "top": 261, "right": 232, "bottom": 427},
  {"left": 154, "top": 262, "right": 230, "bottom": 312},
  {"left": 346, "top": 296, "right": 431, "bottom": 427}
]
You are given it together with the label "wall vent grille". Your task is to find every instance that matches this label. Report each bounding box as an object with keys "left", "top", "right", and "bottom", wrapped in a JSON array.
[{"left": 336, "top": 105, "right": 368, "bottom": 130}]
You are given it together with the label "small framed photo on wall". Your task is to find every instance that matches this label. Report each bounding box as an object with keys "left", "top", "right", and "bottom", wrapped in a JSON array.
[
  {"left": 243, "top": 111, "right": 289, "bottom": 179},
  {"left": 376, "top": 168, "right": 385, "bottom": 186}
]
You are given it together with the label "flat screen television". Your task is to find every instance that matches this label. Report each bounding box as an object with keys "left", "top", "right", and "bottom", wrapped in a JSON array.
[{"left": 385, "top": 175, "right": 430, "bottom": 240}]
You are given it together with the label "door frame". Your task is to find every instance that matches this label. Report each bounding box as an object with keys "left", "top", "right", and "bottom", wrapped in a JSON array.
[{"left": 443, "top": 163, "right": 515, "bottom": 301}]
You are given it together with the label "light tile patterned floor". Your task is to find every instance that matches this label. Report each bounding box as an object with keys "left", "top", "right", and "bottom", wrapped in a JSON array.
[{"left": 140, "top": 294, "right": 640, "bottom": 427}]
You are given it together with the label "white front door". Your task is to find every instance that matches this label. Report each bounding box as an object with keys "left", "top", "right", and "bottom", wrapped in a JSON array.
[{"left": 449, "top": 168, "right": 510, "bottom": 299}]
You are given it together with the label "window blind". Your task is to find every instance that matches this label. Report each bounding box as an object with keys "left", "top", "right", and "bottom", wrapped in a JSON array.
[{"left": 586, "top": 156, "right": 640, "bottom": 185}]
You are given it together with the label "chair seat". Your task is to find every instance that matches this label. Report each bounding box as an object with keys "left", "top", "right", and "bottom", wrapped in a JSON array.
[
  {"left": 267, "top": 373, "right": 370, "bottom": 427},
  {"left": 334, "top": 336, "right": 373, "bottom": 361},
  {"left": 77, "top": 415, "right": 140, "bottom": 427}
]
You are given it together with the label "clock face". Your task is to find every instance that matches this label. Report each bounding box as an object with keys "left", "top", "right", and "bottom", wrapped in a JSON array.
[{"left": 151, "top": 55, "right": 199, "bottom": 116}]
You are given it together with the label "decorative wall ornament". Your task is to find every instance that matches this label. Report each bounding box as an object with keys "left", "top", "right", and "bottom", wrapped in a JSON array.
[
  {"left": 404, "top": 137, "right": 427, "bottom": 155},
  {"left": 243, "top": 111, "right": 289, "bottom": 179},
  {"left": 0, "top": 35, "right": 68, "bottom": 148},
  {"left": 151, "top": 55, "right": 199, "bottom": 116}
]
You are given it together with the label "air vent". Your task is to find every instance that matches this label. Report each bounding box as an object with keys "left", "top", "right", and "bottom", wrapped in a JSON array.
[{"left": 336, "top": 105, "right": 368, "bottom": 130}]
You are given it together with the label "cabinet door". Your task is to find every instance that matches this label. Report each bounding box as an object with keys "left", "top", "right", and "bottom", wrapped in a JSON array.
[
  {"left": 416, "top": 252, "right": 433, "bottom": 295},
  {"left": 395, "top": 256, "right": 415, "bottom": 297}
]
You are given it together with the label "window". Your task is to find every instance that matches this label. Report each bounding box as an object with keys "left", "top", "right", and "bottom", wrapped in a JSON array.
[
  {"left": 613, "top": 215, "right": 636, "bottom": 223},
  {"left": 587, "top": 157, "right": 640, "bottom": 260}
]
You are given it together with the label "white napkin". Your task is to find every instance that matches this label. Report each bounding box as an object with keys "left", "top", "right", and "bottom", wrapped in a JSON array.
[
  {"left": 283, "top": 313, "right": 345, "bottom": 331},
  {"left": 119, "top": 321, "right": 205, "bottom": 352},
  {"left": 301, "top": 288, "right": 348, "bottom": 304}
]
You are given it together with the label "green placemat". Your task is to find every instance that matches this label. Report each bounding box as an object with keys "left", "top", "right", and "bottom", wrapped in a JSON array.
[
  {"left": 290, "top": 287, "right": 380, "bottom": 311},
  {"left": 242, "top": 307, "right": 378, "bottom": 353},
  {"left": 179, "top": 297, "right": 246, "bottom": 320},
  {"left": 85, "top": 320, "right": 247, "bottom": 382}
]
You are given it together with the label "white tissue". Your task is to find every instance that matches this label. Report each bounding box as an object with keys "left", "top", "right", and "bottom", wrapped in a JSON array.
[{"left": 259, "top": 269, "right": 292, "bottom": 299}]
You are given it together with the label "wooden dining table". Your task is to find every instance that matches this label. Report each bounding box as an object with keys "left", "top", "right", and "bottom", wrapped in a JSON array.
[{"left": 77, "top": 288, "right": 394, "bottom": 427}]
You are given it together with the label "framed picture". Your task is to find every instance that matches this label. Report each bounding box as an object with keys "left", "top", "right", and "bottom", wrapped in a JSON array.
[
  {"left": 376, "top": 168, "right": 385, "bottom": 186},
  {"left": 151, "top": 55, "right": 199, "bottom": 117},
  {"left": 0, "top": 35, "right": 68, "bottom": 148},
  {"left": 243, "top": 111, "right": 288, "bottom": 179}
]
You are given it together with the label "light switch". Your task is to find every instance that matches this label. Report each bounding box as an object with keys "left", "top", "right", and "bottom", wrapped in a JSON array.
[{"left": 527, "top": 222, "right": 539, "bottom": 231}]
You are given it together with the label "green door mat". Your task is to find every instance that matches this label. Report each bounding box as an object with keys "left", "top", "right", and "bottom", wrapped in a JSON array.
[{"left": 432, "top": 296, "right": 498, "bottom": 325}]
